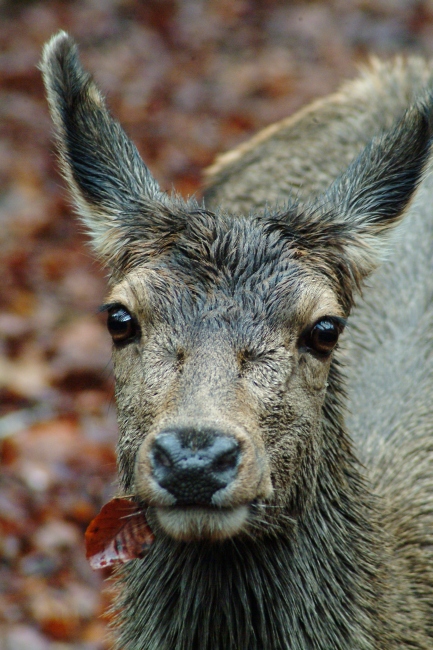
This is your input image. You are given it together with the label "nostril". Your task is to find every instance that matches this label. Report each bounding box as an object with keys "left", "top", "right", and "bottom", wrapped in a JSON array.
[
  {"left": 212, "top": 447, "right": 239, "bottom": 473},
  {"left": 151, "top": 433, "right": 181, "bottom": 473},
  {"left": 153, "top": 444, "right": 173, "bottom": 469},
  {"left": 150, "top": 429, "right": 241, "bottom": 505}
]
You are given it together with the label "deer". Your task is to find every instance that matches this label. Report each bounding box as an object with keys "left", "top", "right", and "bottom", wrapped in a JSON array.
[{"left": 41, "top": 32, "right": 433, "bottom": 649}]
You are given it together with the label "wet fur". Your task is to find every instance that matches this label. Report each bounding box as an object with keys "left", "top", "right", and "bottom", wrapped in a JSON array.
[{"left": 41, "top": 34, "right": 433, "bottom": 649}]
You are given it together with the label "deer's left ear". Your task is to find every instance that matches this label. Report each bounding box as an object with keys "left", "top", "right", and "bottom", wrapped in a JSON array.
[
  {"left": 281, "top": 101, "right": 433, "bottom": 293},
  {"left": 325, "top": 102, "right": 432, "bottom": 277},
  {"left": 41, "top": 31, "right": 186, "bottom": 268}
]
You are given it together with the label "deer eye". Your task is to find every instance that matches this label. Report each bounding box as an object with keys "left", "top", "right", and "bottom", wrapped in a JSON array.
[
  {"left": 106, "top": 306, "right": 139, "bottom": 344},
  {"left": 303, "top": 318, "right": 344, "bottom": 356}
]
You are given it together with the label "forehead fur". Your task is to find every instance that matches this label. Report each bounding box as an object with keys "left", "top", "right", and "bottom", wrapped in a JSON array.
[{"left": 107, "top": 213, "right": 343, "bottom": 332}]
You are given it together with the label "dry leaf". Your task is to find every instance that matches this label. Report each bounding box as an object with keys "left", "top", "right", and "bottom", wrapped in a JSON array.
[{"left": 85, "top": 498, "right": 154, "bottom": 569}]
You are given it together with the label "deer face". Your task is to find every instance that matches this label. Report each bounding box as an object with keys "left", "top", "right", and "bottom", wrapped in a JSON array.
[
  {"left": 41, "top": 31, "right": 432, "bottom": 542},
  {"left": 104, "top": 221, "right": 345, "bottom": 540}
]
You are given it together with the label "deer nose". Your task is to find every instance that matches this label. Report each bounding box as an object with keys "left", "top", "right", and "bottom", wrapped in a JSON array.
[{"left": 150, "top": 429, "right": 241, "bottom": 506}]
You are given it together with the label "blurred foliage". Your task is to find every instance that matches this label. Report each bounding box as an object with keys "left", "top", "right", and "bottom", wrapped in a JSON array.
[{"left": 1, "top": 0, "right": 433, "bottom": 647}]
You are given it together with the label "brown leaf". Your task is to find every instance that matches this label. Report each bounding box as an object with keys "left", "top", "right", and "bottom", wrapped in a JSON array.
[{"left": 85, "top": 498, "right": 154, "bottom": 569}]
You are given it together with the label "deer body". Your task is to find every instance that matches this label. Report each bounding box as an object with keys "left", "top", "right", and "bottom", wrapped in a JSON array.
[{"left": 41, "top": 35, "right": 433, "bottom": 649}]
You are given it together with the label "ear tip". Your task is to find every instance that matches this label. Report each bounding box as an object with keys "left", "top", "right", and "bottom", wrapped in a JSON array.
[
  {"left": 40, "top": 31, "right": 86, "bottom": 95},
  {"left": 41, "top": 30, "right": 77, "bottom": 70},
  {"left": 403, "top": 91, "right": 433, "bottom": 145},
  {"left": 419, "top": 94, "right": 433, "bottom": 138},
  {"left": 40, "top": 31, "right": 92, "bottom": 112}
]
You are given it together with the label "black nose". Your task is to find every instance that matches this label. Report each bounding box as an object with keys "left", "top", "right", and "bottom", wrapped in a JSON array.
[{"left": 150, "top": 428, "right": 241, "bottom": 506}]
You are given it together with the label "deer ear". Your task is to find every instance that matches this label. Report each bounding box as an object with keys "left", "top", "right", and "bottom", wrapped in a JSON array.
[
  {"left": 41, "top": 31, "right": 181, "bottom": 266},
  {"left": 268, "top": 102, "right": 432, "bottom": 309},
  {"left": 307, "top": 102, "right": 433, "bottom": 285}
]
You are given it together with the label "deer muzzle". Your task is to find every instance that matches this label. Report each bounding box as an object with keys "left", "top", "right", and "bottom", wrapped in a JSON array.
[{"left": 135, "top": 421, "right": 273, "bottom": 541}]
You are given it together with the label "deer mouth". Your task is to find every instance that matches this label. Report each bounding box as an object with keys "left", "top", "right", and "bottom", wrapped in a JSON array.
[{"left": 154, "top": 504, "right": 249, "bottom": 542}]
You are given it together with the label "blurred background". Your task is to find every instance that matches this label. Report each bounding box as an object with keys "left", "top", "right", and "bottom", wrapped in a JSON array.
[{"left": 1, "top": 0, "right": 433, "bottom": 648}]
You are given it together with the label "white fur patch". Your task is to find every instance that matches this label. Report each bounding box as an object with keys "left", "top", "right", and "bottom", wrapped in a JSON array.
[{"left": 156, "top": 506, "right": 249, "bottom": 541}]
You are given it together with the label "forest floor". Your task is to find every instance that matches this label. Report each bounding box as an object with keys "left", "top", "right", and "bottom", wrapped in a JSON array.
[{"left": 1, "top": 1, "right": 433, "bottom": 647}]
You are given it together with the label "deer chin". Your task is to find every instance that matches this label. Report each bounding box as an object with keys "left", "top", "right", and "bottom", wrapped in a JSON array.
[{"left": 155, "top": 505, "right": 249, "bottom": 542}]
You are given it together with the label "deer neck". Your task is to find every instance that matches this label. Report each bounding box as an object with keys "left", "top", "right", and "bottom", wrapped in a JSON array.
[{"left": 113, "top": 441, "right": 384, "bottom": 650}]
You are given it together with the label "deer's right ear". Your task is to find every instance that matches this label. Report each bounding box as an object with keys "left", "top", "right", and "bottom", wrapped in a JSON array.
[{"left": 41, "top": 32, "right": 181, "bottom": 266}]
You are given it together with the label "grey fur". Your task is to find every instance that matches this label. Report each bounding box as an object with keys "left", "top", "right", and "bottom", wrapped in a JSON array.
[{"left": 41, "top": 33, "right": 433, "bottom": 649}]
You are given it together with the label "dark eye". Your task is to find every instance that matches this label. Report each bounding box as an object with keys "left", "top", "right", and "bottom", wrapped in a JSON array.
[
  {"left": 303, "top": 318, "right": 344, "bottom": 356},
  {"left": 107, "top": 306, "right": 138, "bottom": 344}
]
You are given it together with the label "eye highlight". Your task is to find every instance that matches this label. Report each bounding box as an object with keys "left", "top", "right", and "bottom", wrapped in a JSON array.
[
  {"left": 105, "top": 305, "right": 139, "bottom": 345},
  {"left": 302, "top": 317, "right": 345, "bottom": 356}
]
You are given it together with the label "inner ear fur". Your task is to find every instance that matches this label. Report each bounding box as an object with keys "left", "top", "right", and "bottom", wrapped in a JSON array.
[
  {"left": 41, "top": 31, "right": 189, "bottom": 268},
  {"left": 269, "top": 100, "right": 433, "bottom": 305}
]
